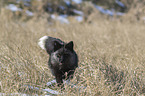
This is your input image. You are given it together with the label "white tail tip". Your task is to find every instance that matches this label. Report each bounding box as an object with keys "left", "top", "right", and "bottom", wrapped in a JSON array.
[{"left": 38, "top": 36, "right": 49, "bottom": 50}]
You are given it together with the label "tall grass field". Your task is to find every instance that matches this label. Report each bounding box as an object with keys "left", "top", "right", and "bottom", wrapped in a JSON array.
[{"left": 0, "top": 10, "right": 145, "bottom": 95}]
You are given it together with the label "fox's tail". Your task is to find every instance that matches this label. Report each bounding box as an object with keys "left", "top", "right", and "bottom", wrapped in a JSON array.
[{"left": 38, "top": 36, "right": 49, "bottom": 50}]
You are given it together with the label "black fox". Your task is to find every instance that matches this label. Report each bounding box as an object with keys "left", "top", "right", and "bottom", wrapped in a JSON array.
[{"left": 38, "top": 36, "right": 78, "bottom": 86}]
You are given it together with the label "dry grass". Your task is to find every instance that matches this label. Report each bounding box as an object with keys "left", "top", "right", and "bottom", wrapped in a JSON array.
[{"left": 0, "top": 10, "right": 145, "bottom": 95}]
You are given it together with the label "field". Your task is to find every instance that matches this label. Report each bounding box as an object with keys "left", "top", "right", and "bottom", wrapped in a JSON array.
[{"left": 0, "top": 10, "right": 145, "bottom": 95}]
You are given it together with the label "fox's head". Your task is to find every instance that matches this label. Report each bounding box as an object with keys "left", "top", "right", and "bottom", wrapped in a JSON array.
[{"left": 50, "top": 41, "right": 74, "bottom": 65}]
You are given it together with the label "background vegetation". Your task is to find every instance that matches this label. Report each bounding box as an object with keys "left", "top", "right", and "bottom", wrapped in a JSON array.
[{"left": 0, "top": 0, "right": 145, "bottom": 95}]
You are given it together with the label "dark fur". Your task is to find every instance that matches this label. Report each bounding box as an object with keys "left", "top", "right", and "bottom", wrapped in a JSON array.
[{"left": 44, "top": 37, "right": 78, "bottom": 86}]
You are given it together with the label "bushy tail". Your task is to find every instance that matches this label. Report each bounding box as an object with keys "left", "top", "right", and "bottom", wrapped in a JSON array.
[{"left": 38, "top": 36, "right": 49, "bottom": 50}]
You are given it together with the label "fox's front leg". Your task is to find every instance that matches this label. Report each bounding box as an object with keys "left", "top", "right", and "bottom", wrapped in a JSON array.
[{"left": 54, "top": 71, "right": 63, "bottom": 87}]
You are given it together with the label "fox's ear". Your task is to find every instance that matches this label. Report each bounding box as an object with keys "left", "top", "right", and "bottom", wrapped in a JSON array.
[
  {"left": 65, "top": 41, "right": 74, "bottom": 52},
  {"left": 54, "top": 41, "right": 62, "bottom": 52}
]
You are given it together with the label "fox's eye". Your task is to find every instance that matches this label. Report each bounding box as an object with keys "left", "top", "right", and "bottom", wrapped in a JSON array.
[
  {"left": 57, "top": 54, "right": 61, "bottom": 58},
  {"left": 64, "top": 54, "right": 69, "bottom": 57}
]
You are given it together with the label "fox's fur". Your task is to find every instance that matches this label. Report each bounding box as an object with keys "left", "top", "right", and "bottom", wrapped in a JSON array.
[{"left": 38, "top": 36, "right": 78, "bottom": 87}]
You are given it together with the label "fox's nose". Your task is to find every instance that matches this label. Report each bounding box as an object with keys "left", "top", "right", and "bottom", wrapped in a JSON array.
[
  {"left": 60, "top": 59, "right": 63, "bottom": 63},
  {"left": 60, "top": 57, "right": 63, "bottom": 63}
]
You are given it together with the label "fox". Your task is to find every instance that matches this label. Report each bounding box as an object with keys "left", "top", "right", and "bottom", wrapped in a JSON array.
[{"left": 38, "top": 36, "right": 78, "bottom": 87}]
